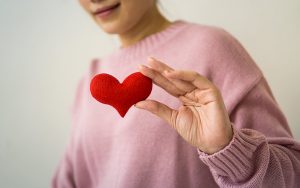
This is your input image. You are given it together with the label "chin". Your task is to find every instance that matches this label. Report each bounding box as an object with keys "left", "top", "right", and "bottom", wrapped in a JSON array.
[
  {"left": 100, "top": 25, "right": 121, "bottom": 34},
  {"left": 96, "top": 21, "right": 129, "bottom": 35}
]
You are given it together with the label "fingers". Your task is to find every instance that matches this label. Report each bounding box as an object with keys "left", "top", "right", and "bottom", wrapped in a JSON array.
[
  {"left": 139, "top": 57, "right": 217, "bottom": 100},
  {"left": 135, "top": 99, "right": 177, "bottom": 126},
  {"left": 179, "top": 95, "right": 201, "bottom": 107},
  {"left": 147, "top": 57, "right": 196, "bottom": 93},
  {"left": 164, "top": 70, "right": 214, "bottom": 90},
  {"left": 167, "top": 70, "right": 221, "bottom": 104},
  {"left": 163, "top": 70, "right": 196, "bottom": 92},
  {"left": 138, "top": 64, "right": 186, "bottom": 97},
  {"left": 180, "top": 90, "right": 217, "bottom": 106},
  {"left": 147, "top": 57, "right": 174, "bottom": 72}
]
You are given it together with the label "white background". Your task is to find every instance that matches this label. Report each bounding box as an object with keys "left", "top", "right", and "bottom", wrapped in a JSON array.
[{"left": 0, "top": 0, "right": 299, "bottom": 187}]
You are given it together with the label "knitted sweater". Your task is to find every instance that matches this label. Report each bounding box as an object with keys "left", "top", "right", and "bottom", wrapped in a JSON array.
[{"left": 52, "top": 20, "right": 300, "bottom": 188}]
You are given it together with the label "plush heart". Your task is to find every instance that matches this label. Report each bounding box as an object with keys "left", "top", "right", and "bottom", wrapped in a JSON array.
[{"left": 90, "top": 72, "right": 152, "bottom": 117}]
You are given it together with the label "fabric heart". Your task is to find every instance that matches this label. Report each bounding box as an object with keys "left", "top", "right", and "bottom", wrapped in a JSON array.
[{"left": 90, "top": 72, "right": 153, "bottom": 117}]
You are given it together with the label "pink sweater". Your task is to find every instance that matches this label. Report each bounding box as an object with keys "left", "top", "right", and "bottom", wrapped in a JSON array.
[{"left": 52, "top": 20, "right": 300, "bottom": 188}]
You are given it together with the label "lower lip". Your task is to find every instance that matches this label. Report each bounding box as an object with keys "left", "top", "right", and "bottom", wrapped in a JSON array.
[{"left": 95, "top": 4, "right": 120, "bottom": 19}]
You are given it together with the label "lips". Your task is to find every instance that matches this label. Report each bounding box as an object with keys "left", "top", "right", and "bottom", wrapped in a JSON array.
[{"left": 94, "top": 3, "right": 120, "bottom": 15}]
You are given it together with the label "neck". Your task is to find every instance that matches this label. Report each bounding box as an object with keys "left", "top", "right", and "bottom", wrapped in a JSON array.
[{"left": 118, "top": 6, "right": 171, "bottom": 48}]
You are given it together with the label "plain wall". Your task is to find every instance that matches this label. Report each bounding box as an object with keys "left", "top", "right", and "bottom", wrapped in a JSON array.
[{"left": 0, "top": 0, "right": 299, "bottom": 187}]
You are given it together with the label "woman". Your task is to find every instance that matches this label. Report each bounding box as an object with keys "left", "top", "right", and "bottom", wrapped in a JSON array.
[{"left": 52, "top": 0, "right": 300, "bottom": 187}]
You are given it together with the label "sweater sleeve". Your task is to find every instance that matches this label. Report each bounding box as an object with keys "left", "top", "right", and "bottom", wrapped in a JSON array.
[
  {"left": 51, "top": 135, "right": 76, "bottom": 188},
  {"left": 51, "top": 75, "right": 86, "bottom": 188},
  {"left": 197, "top": 76, "right": 300, "bottom": 187},
  {"left": 51, "top": 58, "right": 100, "bottom": 188},
  {"left": 194, "top": 27, "right": 300, "bottom": 187}
]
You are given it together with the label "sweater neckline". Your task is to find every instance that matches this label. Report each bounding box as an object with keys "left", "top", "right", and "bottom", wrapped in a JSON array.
[{"left": 102, "top": 19, "right": 189, "bottom": 62}]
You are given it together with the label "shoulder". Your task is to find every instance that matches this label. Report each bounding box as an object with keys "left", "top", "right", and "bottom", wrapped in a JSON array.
[
  {"left": 180, "top": 21, "right": 263, "bottom": 76},
  {"left": 81, "top": 57, "right": 101, "bottom": 83},
  {"left": 75, "top": 58, "right": 101, "bottom": 90},
  {"left": 174, "top": 21, "right": 259, "bottom": 66},
  {"left": 177, "top": 20, "right": 234, "bottom": 44},
  {"left": 71, "top": 58, "right": 100, "bottom": 115},
  {"left": 180, "top": 21, "right": 265, "bottom": 113}
]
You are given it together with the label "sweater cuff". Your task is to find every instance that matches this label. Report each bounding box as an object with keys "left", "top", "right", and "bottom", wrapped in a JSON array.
[{"left": 197, "top": 126, "right": 266, "bottom": 181}]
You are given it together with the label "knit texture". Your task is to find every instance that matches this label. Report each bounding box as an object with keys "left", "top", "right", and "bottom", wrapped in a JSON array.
[
  {"left": 52, "top": 20, "right": 300, "bottom": 188},
  {"left": 90, "top": 72, "right": 152, "bottom": 117}
]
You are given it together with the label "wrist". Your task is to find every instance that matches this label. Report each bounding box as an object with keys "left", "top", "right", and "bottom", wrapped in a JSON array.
[{"left": 199, "top": 122, "right": 233, "bottom": 155}]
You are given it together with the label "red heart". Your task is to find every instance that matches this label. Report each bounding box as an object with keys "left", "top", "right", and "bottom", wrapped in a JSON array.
[{"left": 90, "top": 72, "right": 152, "bottom": 117}]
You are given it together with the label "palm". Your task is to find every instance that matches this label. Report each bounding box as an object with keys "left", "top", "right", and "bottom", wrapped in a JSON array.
[
  {"left": 136, "top": 57, "right": 232, "bottom": 154},
  {"left": 175, "top": 88, "right": 230, "bottom": 153}
]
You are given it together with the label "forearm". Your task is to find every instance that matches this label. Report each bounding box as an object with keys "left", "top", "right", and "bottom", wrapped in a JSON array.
[{"left": 198, "top": 127, "right": 300, "bottom": 188}]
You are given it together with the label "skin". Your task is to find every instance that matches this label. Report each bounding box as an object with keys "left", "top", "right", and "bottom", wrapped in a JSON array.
[
  {"left": 78, "top": 0, "right": 233, "bottom": 154},
  {"left": 78, "top": 0, "right": 172, "bottom": 47}
]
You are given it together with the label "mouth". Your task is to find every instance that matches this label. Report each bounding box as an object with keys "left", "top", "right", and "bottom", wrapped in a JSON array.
[{"left": 93, "top": 2, "right": 121, "bottom": 16}]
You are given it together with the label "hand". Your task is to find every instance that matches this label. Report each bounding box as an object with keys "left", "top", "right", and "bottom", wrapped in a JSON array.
[{"left": 135, "top": 57, "right": 233, "bottom": 154}]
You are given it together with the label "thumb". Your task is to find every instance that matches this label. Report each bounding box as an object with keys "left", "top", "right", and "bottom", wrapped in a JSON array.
[{"left": 135, "top": 99, "right": 176, "bottom": 126}]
